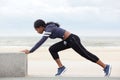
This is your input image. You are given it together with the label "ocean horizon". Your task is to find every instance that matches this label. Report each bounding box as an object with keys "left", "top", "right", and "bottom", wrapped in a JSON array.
[{"left": 0, "top": 36, "right": 120, "bottom": 47}]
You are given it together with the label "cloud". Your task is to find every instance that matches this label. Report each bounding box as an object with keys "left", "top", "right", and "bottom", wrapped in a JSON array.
[
  {"left": 0, "top": 0, "right": 120, "bottom": 36},
  {"left": 0, "top": 0, "right": 68, "bottom": 17},
  {"left": 0, "top": 0, "right": 120, "bottom": 21}
]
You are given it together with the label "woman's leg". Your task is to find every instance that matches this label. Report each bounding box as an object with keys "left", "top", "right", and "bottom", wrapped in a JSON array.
[
  {"left": 96, "top": 60, "right": 106, "bottom": 68},
  {"left": 55, "top": 59, "right": 63, "bottom": 68},
  {"left": 68, "top": 35, "right": 106, "bottom": 68},
  {"left": 68, "top": 35, "right": 111, "bottom": 76},
  {"left": 49, "top": 41, "right": 70, "bottom": 68}
]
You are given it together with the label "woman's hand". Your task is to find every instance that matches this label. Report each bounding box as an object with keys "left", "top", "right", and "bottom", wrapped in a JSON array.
[{"left": 21, "top": 49, "right": 30, "bottom": 54}]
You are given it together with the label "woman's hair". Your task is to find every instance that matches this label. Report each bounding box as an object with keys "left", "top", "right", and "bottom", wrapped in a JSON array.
[
  {"left": 34, "top": 19, "right": 60, "bottom": 28},
  {"left": 46, "top": 22, "right": 60, "bottom": 27},
  {"left": 34, "top": 19, "right": 46, "bottom": 28}
]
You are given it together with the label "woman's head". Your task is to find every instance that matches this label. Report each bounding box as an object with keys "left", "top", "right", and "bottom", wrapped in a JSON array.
[
  {"left": 34, "top": 19, "right": 60, "bottom": 34},
  {"left": 34, "top": 19, "right": 46, "bottom": 34},
  {"left": 34, "top": 19, "right": 46, "bottom": 28}
]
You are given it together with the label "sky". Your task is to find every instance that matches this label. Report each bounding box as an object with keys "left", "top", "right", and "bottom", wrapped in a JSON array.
[{"left": 0, "top": 0, "right": 120, "bottom": 37}]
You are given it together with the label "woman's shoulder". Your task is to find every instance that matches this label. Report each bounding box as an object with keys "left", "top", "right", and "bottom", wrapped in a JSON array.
[
  {"left": 45, "top": 23, "right": 57, "bottom": 32},
  {"left": 46, "top": 24, "right": 56, "bottom": 30}
]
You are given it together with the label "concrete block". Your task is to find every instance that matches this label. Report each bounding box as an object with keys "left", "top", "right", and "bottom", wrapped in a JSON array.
[{"left": 0, "top": 52, "right": 27, "bottom": 77}]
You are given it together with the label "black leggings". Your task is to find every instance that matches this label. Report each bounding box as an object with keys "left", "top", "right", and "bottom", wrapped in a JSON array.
[{"left": 49, "top": 34, "right": 99, "bottom": 63}]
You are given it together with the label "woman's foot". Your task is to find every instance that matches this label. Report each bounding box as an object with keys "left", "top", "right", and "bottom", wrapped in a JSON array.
[
  {"left": 55, "top": 66, "right": 66, "bottom": 76},
  {"left": 104, "top": 64, "right": 112, "bottom": 77}
]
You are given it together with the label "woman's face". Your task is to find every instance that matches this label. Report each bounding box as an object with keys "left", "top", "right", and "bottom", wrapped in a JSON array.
[{"left": 35, "top": 27, "right": 44, "bottom": 34}]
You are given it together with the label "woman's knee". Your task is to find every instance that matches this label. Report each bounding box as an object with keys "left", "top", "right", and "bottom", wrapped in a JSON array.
[
  {"left": 49, "top": 46, "right": 59, "bottom": 60},
  {"left": 49, "top": 46, "right": 53, "bottom": 53}
]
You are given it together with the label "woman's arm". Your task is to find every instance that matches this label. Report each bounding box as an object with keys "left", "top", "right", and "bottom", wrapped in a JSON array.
[
  {"left": 29, "top": 36, "right": 48, "bottom": 53},
  {"left": 21, "top": 36, "right": 48, "bottom": 54}
]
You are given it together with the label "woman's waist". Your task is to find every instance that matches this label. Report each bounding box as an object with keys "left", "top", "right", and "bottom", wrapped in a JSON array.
[
  {"left": 64, "top": 33, "right": 78, "bottom": 42},
  {"left": 63, "top": 31, "right": 71, "bottom": 40}
]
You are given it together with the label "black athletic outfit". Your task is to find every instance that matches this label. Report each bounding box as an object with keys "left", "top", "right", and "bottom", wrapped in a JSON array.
[{"left": 30, "top": 23, "right": 99, "bottom": 63}]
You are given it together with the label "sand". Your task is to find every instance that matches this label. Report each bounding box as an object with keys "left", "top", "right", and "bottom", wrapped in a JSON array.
[{"left": 0, "top": 46, "right": 120, "bottom": 77}]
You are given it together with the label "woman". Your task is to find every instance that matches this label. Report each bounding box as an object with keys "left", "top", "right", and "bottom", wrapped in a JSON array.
[{"left": 22, "top": 19, "right": 111, "bottom": 76}]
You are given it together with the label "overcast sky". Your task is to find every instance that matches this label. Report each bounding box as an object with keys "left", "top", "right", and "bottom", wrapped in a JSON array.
[{"left": 0, "top": 0, "right": 120, "bottom": 37}]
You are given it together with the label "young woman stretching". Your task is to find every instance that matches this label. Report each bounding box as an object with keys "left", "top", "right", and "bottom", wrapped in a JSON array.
[{"left": 22, "top": 19, "right": 111, "bottom": 76}]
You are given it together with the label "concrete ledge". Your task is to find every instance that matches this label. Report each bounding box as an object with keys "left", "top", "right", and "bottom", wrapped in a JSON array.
[{"left": 0, "top": 52, "right": 27, "bottom": 77}]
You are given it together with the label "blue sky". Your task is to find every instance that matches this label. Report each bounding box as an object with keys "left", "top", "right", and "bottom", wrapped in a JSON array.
[{"left": 0, "top": 0, "right": 120, "bottom": 37}]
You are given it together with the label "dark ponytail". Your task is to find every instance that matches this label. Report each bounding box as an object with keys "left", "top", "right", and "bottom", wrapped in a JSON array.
[
  {"left": 46, "top": 22, "right": 60, "bottom": 27},
  {"left": 34, "top": 19, "right": 60, "bottom": 28}
]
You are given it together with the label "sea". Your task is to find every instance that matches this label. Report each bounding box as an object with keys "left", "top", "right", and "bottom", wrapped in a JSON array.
[{"left": 0, "top": 36, "right": 120, "bottom": 47}]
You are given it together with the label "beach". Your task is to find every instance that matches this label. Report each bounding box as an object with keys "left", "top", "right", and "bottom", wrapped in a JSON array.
[
  {"left": 0, "top": 36, "right": 120, "bottom": 77},
  {"left": 0, "top": 46, "right": 120, "bottom": 77}
]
